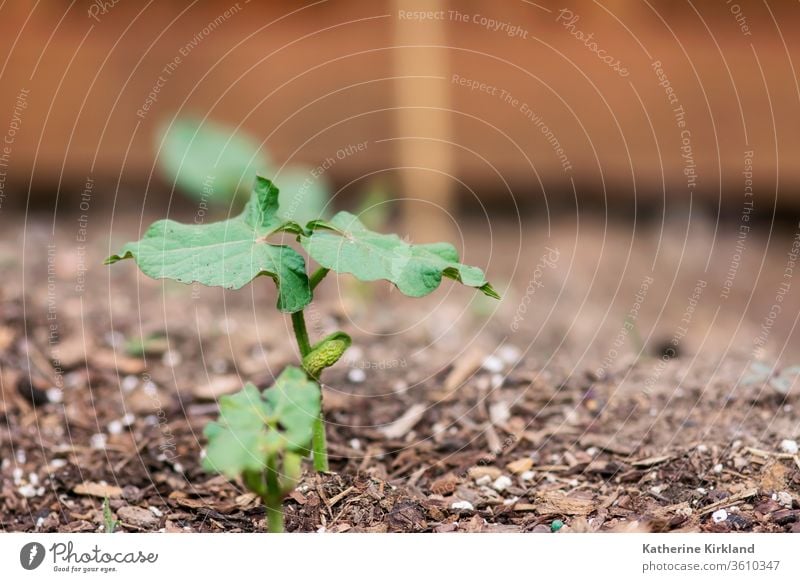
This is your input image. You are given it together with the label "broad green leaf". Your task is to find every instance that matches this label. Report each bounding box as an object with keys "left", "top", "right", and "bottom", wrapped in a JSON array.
[
  {"left": 106, "top": 177, "right": 311, "bottom": 313},
  {"left": 203, "top": 367, "right": 321, "bottom": 479},
  {"left": 157, "top": 118, "right": 271, "bottom": 205},
  {"left": 301, "top": 212, "right": 499, "bottom": 299},
  {"left": 274, "top": 165, "right": 331, "bottom": 225},
  {"left": 263, "top": 366, "right": 321, "bottom": 449},
  {"left": 203, "top": 384, "right": 279, "bottom": 478}
]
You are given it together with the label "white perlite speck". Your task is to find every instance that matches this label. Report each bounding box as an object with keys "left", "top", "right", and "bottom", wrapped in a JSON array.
[
  {"left": 779, "top": 439, "right": 798, "bottom": 455},
  {"left": 776, "top": 491, "right": 793, "bottom": 507},
  {"left": 450, "top": 500, "right": 474, "bottom": 511},
  {"left": 711, "top": 509, "right": 728, "bottom": 523},
  {"left": 492, "top": 475, "right": 513, "bottom": 492},
  {"left": 481, "top": 355, "right": 504, "bottom": 373},
  {"left": 347, "top": 368, "right": 366, "bottom": 383}
]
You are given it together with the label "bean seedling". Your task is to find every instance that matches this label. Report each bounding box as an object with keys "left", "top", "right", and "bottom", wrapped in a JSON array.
[{"left": 107, "top": 176, "right": 498, "bottom": 530}]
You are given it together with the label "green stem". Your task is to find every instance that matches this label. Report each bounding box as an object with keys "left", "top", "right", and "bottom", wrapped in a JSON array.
[
  {"left": 290, "top": 307, "right": 330, "bottom": 472},
  {"left": 311, "top": 414, "right": 329, "bottom": 472},
  {"left": 265, "top": 456, "right": 285, "bottom": 533},
  {"left": 291, "top": 310, "right": 312, "bottom": 356},
  {"left": 309, "top": 267, "right": 330, "bottom": 291}
]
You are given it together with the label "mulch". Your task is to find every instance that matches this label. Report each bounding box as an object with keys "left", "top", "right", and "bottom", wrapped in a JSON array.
[{"left": 1, "top": 219, "right": 799, "bottom": 533}]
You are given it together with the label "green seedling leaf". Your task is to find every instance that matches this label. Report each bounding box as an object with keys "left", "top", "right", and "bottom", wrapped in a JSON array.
[
  {"left": 203, "top": 366, "right": 321, "bottom": 479},
  {"left": 157, "top": 118, "right": 271, "bottom": 205},
  {"left": 302, "top": 331, "right": 352, "bottom": 378},
  {"left": 301, "top": 212, "right": 499, "bottom": 299},
  {"left": 106, "top": 177, "right": 311, "bottom": 313}
]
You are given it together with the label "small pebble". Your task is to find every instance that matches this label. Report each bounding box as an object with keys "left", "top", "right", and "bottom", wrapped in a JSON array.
[
  {"left": 481, "top": 355, "right": 504, "bottom": 373},
  {"left": 474, "top": 475, "right": 492, "bottom": 487},
  {"left": 451, "top": 500, "right": 474, "bottom": 511},
  {"left": 121, "top": 413, "right": 135, "bottom": 427},
  {"left": 519, "top": 470, "right": 535, "bottom": 482},
  {"left": 46, "top": 388, "right": 63, "bottom": 404},
  {"left": 12, "top": 467, "right": 23, "bottom": 484},
  {"left": 107, "top": 420, "right": 123, "bottom": 435},
  {"left": 711, "top": 509, "right": 728, "bottom": 523},
  {"left": 713, "top": 463, "right": 723, "bottom": 474},
  {"left": 492, "top": 475, "right": 513, "bottom": 492},
  {"left": 347, "top": 368, "right": 366, "bottom": 384},
  {"left": 161, "top": 350, "right": 182, "bottom": 367},
  {"left": 498, "top": 345, "right": 521, "bottom": 365},
  {"left": 121, "top": 375, "right": 139, "bottom": 392},
  {"left": 143, "top": 381, "right": 158, "bottom": 396},
  {"left": 348, "top": 438, "right": 362, "bottom": 451},
  {"left": 776, "top": 491, "right": 793, "bottom": 507},
  {"left": 17, "top": 484, "right": 41, "bottom": 498},
  {"left": 149, "top": 506, "right": 163, "bottom": 517},
  {"left": 779, "top": 439, "right": 798, "bottom": 455},
  {"left": 490, "top": 374, "right": 505, "bottom": 390},
  {"left": 90, "top": 433, "right": 107, "bottom": 450},
  {"left": 696, "top": 444, "right": 708, "bottom": 453}
]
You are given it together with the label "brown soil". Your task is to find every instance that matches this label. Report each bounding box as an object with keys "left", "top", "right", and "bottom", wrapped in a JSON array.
[{"left": 1, "top": 215, "right": 799, "bottom": 533}]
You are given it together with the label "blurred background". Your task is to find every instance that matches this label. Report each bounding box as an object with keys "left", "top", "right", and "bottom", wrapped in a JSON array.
[
  {"left": 1, "top": 1, "right": 798, "bottom": 218},
  {"left": 1, "top": 0, "right": 800, "bottom": 363}
]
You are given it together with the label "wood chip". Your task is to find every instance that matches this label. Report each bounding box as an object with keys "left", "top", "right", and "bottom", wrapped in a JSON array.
[
  {"left": 506, "top": 457, "right": 533, "bottom": 474},
  {"left": 468, "top": 466, "right": 502, "bottom": 480},
  {"left": 380, "top": 404, "right": 426, "bottom": 439},
  {"left": 631, "top": 454, "right": 674, "bottom": 467},
  {"left": 580, "top": 434, "right": 636, "bottom": 456},
  {"left": 534, "top": 491, "right": 595, "bottom": 515},
  {"left": 73, "top": 482, "right": 123, "bottom": 498},
  {"left": 118, "top": 506, "right": 159, "bottom": 528},
  {"left": 443, "top": 349, "right": 483, "bottom": 396},
  {"left": 430, "top": 473, "right": 459, "bottom": 495},
  {"left": 698, "top": 487, "right": 758, "bottom": 516}
]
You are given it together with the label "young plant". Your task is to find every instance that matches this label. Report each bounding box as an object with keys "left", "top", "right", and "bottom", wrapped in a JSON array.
[
  {"left": 202, "top": 367, "right": 320, "bottom": 532},
  {"left": 102, "top": 497, "right": 118, "bottom": 533},
  {"left": 106, "top": 175, "right": 497, "bottom": 502}
]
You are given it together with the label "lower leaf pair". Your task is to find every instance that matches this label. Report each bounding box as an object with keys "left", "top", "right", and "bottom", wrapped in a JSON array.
[{"left": 202, "top": 366, "right": 320, "bottom": 533}]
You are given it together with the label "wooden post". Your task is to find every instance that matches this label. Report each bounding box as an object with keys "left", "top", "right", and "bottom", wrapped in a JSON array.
[{"left": 393, "top": 0, "right": 454, "bottom": 243}]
